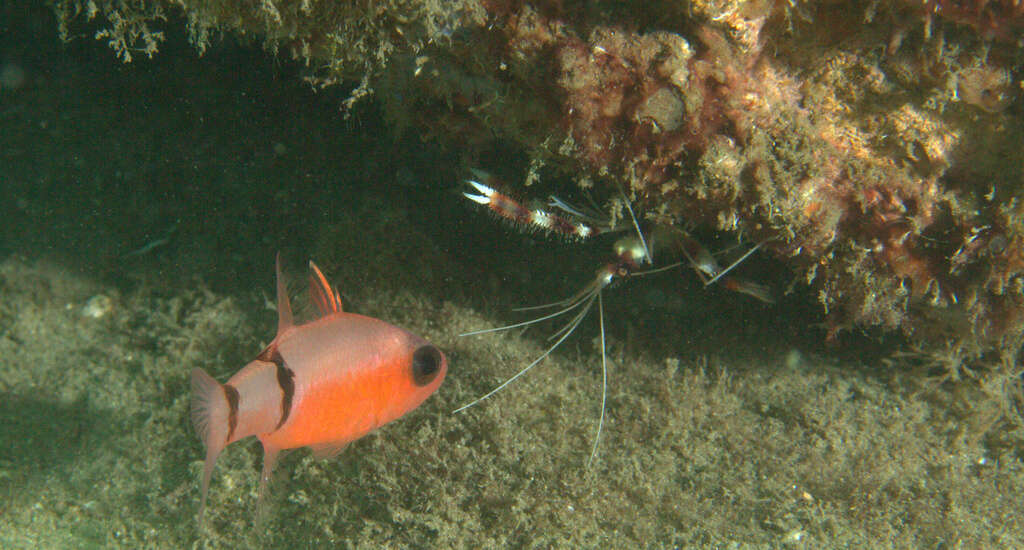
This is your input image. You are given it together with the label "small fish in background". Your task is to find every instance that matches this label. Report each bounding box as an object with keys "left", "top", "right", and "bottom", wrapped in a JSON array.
[{"left": 190, "top": 254, "right": 447, "bottom": 524}]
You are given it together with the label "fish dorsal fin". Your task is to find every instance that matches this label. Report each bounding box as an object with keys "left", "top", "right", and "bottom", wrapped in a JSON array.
[
  {"left": 309, "top": 260, "right": 343, "bottom": 317},
  {"left": 275, "top": 252, "right": 294, "bottom": 335}
]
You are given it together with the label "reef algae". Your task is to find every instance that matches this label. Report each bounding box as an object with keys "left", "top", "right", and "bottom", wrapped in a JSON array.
[{"left": 47, "top": 0, "right": 1024, "bottom": 377}]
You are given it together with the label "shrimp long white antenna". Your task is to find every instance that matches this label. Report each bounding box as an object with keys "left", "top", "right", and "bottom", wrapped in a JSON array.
[
  {"left": 587, "top": 291, "right": 607, "bottom": 468},
  {"left": 460, "top": 275, "right": 606, "bottom": 337},
  {"left": 629, "top": 261, "right": 684, "bottom": 278},
  {"left": 547, "top": 196, "right": 612, "bottom": 231},
  {"left": 621, "top": 195, "right": 652, "bottom": 265},
  {"left": 454, "top": 286, "right": 602, "bottom": 414},
  {"left": 703, "top": 241, "right": 764, "bottom": 287}
]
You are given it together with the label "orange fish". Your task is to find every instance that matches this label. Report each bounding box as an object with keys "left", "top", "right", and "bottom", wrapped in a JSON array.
[{"left": 190, "top": 255, "right": 447, "bottom": 522}]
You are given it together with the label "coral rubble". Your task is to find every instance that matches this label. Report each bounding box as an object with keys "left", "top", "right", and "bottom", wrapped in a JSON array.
[{"left": 49, "top": 0, "right": 1024, "bottom": 367}]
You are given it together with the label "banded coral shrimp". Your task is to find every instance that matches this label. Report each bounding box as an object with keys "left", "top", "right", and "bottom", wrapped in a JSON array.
[{"left": 455, "top": 171, "right": 774, "bottom": 465}]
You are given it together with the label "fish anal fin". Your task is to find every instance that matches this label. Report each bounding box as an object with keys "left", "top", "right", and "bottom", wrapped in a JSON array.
[
  {"left": 309, "top": 439, "right": 350, "bottom": 460},
  {"left": 308, "top": 260, "right": 343, "bottom": 317},
  {"left": 255, "top": 442, "right": 283, "bottom": 528},
  {"left": 275, "top": 252, "right": 294, "bottom": 336}
]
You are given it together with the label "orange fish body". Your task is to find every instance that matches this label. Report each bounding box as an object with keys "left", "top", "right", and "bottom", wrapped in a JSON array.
[{"left": 190, "top": 255, "right": 447, "bottom": 522}]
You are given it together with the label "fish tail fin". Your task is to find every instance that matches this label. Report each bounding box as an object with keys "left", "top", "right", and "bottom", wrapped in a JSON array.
[{"left": 190, "top": 367, "right": 231, "bottom": 524}]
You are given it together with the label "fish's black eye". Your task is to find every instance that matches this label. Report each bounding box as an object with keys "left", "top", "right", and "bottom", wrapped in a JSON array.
[{"left": 411, "top": 345, "right": 443, "bottom": 386}]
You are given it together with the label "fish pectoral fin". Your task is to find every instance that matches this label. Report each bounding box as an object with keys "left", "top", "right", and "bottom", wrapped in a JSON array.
[
  {"left": 308, "top": 260, "right": 343, "bottom": 317},
  {"left": 309, "top": 439, "right": 350, "bottom": 460}
]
